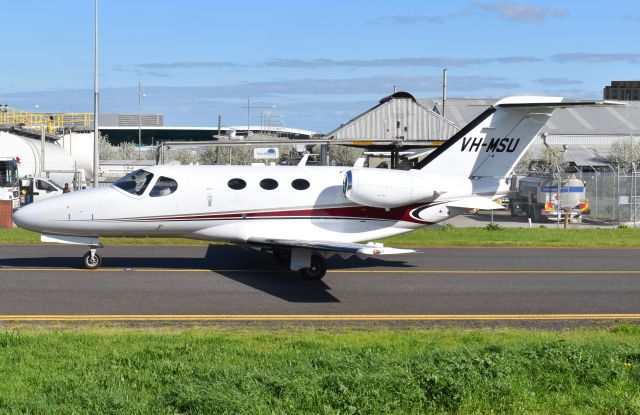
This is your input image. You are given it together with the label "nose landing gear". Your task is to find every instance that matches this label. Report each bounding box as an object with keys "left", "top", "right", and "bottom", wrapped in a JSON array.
[{"left": 82, "top": 247, "right": 102, "bottom": 269}]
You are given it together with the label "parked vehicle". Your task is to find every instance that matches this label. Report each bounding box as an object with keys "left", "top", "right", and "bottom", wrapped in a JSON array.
[
  {"left": 19, "top": 177, "right": 63, "bottom": 205},
  {"left": 0, "top": 157, "right": 20, "bottom": 209},
  {"left": 508, "top": 175, "right": 589, "bottom": 222}
]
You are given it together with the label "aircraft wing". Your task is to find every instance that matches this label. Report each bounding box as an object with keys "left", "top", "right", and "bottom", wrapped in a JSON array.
[{"left": 247, "top": 237, "right": 415, "bottom": 255}]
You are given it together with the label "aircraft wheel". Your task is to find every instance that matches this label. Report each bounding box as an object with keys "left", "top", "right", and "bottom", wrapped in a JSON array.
[
  {"left": 299, "top": 255, "right": 326, "bottom": 280},
  {"left": 82, "top": 251, "right": 102, "bottom": 270}
]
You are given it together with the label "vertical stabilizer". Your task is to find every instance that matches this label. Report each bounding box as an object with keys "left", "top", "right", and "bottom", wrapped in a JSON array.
[{"left": 418, "top": 96, "right": 565, "bottom": 179}]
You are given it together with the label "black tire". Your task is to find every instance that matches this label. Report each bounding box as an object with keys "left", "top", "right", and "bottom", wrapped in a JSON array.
[
  {"left": 82, "top": 251, "right": 102, "bottom": 270},
  {"left": 299, "top": 255, "right": 327, "bottom": 280}
]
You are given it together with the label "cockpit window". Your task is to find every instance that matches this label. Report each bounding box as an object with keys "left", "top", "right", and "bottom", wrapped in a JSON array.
[
  {"left": 150, "top": 176, "right": 178, "bottom": 197},
  {"left": 114, "top": 169, "right": 154, "bottom": 196}
]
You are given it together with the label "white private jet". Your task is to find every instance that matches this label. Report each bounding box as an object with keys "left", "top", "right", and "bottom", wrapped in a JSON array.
[{"left": 12, "top": 96, "right": 608, "bottom": 279}]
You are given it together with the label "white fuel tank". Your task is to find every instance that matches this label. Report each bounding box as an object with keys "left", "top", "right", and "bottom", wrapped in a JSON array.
[{"left": 0, "top": 131, "right": 79, "bottom": 185}]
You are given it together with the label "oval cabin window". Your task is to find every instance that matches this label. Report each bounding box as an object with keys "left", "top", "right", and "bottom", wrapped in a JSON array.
[
  {"left": 260, "top": 178, "right": 278, "bottom": 190},
  {"left": 291, "top": 178, "right": 310, "bottom": 190},
  {"left": 227, "top": 178, "right": 247, "bottom": 190}
]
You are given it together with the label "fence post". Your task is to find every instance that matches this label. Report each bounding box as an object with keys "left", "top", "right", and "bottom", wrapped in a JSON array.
[{"left": 556, "top": 165, "right": 561, "bottom": 228}]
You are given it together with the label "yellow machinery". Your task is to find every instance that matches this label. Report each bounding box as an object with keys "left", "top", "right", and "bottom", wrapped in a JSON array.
[{"left": 0, "top": 105, "right": 93, "bottom": 134}]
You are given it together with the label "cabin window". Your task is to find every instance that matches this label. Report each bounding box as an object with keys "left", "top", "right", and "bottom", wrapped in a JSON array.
[
  {"left": 260, "top": 178, "right": 278, "bottom": 190},
  {"left": 113, "top": 169, "right": 154, "bottom": 196},
  {"left": 291, "top": 178, "right": 310, "bottom": 190},
  {"left": 227, "top": 178, "right": 246, "bottom": 190},
  {"left": 150, "top": 176, "right": 178, "bottom": 197}
]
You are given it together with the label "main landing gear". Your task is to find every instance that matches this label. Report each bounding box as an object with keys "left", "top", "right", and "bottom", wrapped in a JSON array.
[
  {"left": 270, "top": 249, "right": 328, "bottom": 280},
  {"left": 82, "top": 247, "right": 102, "bottom": 270},
  {"left": 299, "top": 255, "right": 327, "bottom": 281}
]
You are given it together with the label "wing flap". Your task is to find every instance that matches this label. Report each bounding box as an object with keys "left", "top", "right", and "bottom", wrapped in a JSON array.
[{"left": 247, "top": 237, "right": 415, "bottom": 255}]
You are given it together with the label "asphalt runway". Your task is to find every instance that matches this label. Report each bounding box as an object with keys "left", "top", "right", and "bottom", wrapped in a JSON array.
[{"left": 0, "top": 244, "right": 639, "bottom": 320}]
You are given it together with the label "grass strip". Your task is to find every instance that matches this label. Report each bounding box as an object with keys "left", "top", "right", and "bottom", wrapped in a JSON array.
[
  {"left": 0, "top": 326, "right": 639, "bottom": 414},
  {"left": 2, "top": 226, "right": 640, "bottom": 247}
]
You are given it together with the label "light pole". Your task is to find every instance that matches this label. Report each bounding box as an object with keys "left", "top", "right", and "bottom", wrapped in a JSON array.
[
  {"left": 242, "top": 100, "right": 276, "bottom": 137},
  {"left": 93, "top": 0, "right": 99, "bottom": 188},
  {"left": 138, "top": 82, "right": 144, "bottom": 159}
]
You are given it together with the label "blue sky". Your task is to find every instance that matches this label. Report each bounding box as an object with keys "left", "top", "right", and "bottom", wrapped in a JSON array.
[{"left": 2, "top": 0, "right": 639, "bottom": 132}]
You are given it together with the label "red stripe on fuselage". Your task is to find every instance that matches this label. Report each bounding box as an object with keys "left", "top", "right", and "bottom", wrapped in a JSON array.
[{"left": 122, "top": 203, "right": 433, "bottom": 224}]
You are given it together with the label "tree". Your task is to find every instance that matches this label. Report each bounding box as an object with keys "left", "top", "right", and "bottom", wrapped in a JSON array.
[
  {"left": 199, "top": 147, "right": 219, "bottom": 165},
  {"left": 118, "top": 142, "right": 138, "bottom": 161},
  {"left": 98, "top": 135, "right": 118, "bottom": 160},
  {"left": 328, "top": 144, "right": 362, "bottom": 166},
  {"left": 172, "top": 149, "right": 200, "bottom": 165},
  {"left": 609, "top": 138, "right": 640, "bottom": 172},
  {"left": 512, "top": 149, "right": 533, "bottom": 175},
  {"left": 527, "top": 146, "right": 567, "bottom": 174}
]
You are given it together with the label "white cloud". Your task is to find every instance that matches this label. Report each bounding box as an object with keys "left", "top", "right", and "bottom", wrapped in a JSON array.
[{"left": 551, "top": 53, "right": 640, "bottom": 64}]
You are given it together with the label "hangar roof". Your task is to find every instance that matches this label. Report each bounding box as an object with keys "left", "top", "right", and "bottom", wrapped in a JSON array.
[
  {"left": 325, "top": 92, "right": 459, "bottom": 141},
  {"left": 421, "top": 98, "right": 640, "bottom": 136}
]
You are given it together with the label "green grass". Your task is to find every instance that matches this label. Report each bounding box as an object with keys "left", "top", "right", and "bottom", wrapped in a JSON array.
[
  {"left": 383, "top": 226, "right": 640, "bottom": 247},
  {"left": 0, "top": 228, "right": 211, "bottom": 246},
  {"left": 6, "top": 226, "right": 640, "bottom": 247},
  {"left": 0, "top": 326, "right": 639, "bottom": 414}
]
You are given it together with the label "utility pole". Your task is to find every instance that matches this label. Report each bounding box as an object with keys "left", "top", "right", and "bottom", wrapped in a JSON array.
[
  {"left": 442, "top": 68, "right": 447, "bottom": 119},
  {"left": 92, "top": 0, "right": 99, "bottom": 188},
  {"left": 242, "top": 100, "right": 277, "bottom": 137},
  {"left": 138, "top": 81, "right": 143, "bottom": 159}
]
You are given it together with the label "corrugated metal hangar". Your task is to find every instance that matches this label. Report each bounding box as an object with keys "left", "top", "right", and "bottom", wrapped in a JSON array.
[
  {"left": 325, "top": 91, "right": 640, "bottom": 170},
  {"left": 325, "top": 92, "right": 459, "bottom": 141}
]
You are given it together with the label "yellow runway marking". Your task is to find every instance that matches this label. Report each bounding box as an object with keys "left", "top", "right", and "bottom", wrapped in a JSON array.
[
  {"left": 0, "top": 314, "right": 639, "bottom": 321},
  {"left": 0, "top": 267, "right": 640, "bottom": 275}
]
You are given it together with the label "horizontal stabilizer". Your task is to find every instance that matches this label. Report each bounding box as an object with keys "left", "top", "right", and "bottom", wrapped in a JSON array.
[
  {"left": 497, "top": 99, "right": 625, "bottom": 108},
  {"left": 446, "top": 197, "right": 504, "bottom": 211}
]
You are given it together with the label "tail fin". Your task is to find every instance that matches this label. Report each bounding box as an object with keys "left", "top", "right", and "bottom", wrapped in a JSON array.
[{"left": 417, "top": 96, "right": 604, "bottom": 179}]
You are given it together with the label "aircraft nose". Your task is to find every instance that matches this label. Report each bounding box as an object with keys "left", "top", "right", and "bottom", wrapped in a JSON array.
[
  {"left": 12, "top": 196, "right": 68, "bottom": 232},
  {"left": 12, "top": 203, "right": 42, "bottom": 231}
]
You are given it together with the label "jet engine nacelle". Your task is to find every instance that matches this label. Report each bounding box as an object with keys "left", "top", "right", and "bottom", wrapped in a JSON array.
[{"left": 343, "top": 169, "right": 436, "bottom": 209}]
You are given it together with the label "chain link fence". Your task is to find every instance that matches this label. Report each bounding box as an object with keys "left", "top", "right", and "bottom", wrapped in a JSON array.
[{"left": 472, "top": 167, "right": 640, "bottom": 228}]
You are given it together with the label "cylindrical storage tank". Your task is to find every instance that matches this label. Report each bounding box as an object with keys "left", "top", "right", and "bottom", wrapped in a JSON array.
[
  {"left": 0, "top": 131, "right": 77, "bottom": 185},
  {"left": 60, "top": 131, "right": 94, "bottom": 177},
  {"left": 559, "top": 177, "right": 585, "bottom": 208}
]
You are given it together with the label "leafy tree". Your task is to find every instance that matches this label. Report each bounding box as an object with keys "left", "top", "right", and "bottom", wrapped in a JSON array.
[
  {"left": 98, "top": 135, "right": 118, "bottom": 160},
  {"left": 328, "top": 144, "right": 362, "bottom": 166},
  {"left": 608, "top": 138, "right": 640, "bottom": 172},
  {"left": 527, "top": 146, "right": 567, "bottom": 174},
  {"left": 172, "top": 149, "right": 200, "bottom": 165},
  {"left": 512, "top": 149, "right": 533, "bottom": 175},
  {"left": 199, "top": 147, "right": 219, "bottom": 165},
  {"left": 118, "top": 142, "right": 138, "bottom": 161}
]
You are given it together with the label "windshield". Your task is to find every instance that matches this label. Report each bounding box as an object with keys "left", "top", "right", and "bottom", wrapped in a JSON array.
[
  {"left": 150, "top": 176, "right": 178, "bottom": 197},
  {"left": 0, "top": 160, "right": 18, "bottom": 187},
  {"left": 113, "top": 169, "right": 154, "bottom": 196}
]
